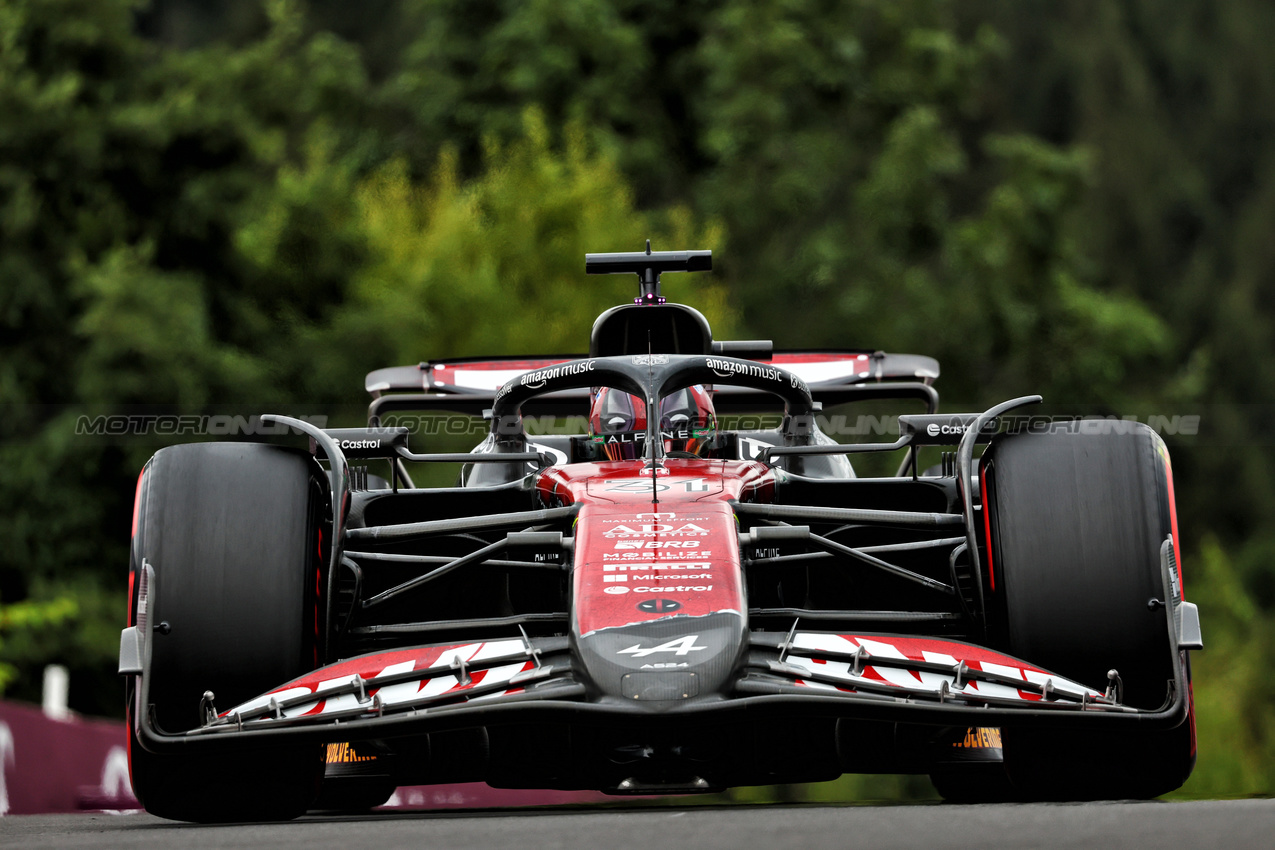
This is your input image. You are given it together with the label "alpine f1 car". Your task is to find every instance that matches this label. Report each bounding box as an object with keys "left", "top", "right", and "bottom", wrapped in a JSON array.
[{"left": 120, "top": 248, "right": 1202, "bottom": 821}]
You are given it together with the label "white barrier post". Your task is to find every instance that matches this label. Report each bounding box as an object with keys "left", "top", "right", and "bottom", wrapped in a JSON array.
[{"left": 41, "top": 665, "right": 69, "bottom": 720}]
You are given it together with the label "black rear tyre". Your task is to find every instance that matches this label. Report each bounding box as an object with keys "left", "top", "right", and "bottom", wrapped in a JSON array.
[
  {"left": 929, "top": 763, "right": 1020, "bottom": 804},
  {"left": 311, "top": 776, "right": 398, "bottom": 813},
  {"left": 127, "top": 442, "right": 325, "bottom": 822},
  {"left": 981, "top": 422, "right": 1195, "bottom": 800}
]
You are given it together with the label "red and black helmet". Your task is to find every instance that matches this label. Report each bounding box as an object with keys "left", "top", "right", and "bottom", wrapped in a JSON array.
[{"left": 588, "top": 385, "right": 717, "bottom": 461}]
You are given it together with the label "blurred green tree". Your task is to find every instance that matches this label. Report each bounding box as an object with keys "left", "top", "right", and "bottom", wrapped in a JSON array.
[{"left": 0, "top": 1, "right": 725, "bottom": 714}]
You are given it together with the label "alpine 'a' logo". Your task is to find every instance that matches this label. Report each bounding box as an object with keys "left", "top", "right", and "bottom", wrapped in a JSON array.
[
  {"left": 616, "top": 635, "right": 707, "bottom": 657},
  {"left": 637, "top": 598, "right": 682, "bottom": 614}
]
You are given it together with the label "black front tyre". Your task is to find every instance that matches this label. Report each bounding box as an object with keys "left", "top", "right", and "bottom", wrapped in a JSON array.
[
  {"left": 126, "top": 442, "right": 326, "bottom": 822},
  {"left": 980, "top": 422, "right": 1195, "bottom": 801}
]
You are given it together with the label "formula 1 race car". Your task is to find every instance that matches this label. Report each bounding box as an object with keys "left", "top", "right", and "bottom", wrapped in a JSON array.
[{"left": 120, "top": 248, "right": 1201, "bottom": 821}]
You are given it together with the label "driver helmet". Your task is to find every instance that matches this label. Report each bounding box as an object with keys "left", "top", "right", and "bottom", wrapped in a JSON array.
[{"left": 589, "top": 385, "right": 717, "bottom": 461}]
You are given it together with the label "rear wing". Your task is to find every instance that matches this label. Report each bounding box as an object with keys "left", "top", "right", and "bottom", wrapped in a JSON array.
[{"left": 364, "top": 351, "right": 940, "bottom": 423}]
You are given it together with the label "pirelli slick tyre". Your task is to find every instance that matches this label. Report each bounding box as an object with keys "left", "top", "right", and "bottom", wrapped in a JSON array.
[
  {"left": 927, "top": 726, "right": 1019, "bottom": 803},
  {"left": 126, "top": 442, "right": 325, "bottom": 822},
  {"left": 979, "top": 422, "right": 1196, "bottom": 801}
]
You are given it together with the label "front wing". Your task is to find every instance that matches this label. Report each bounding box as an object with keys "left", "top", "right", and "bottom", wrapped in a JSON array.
[{"left": 127, "top": 628, "right": 1190, "bottom": 753}]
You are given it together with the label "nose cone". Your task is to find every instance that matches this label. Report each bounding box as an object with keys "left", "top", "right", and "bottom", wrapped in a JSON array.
[{"left": 575, "top": 612, "right": 745, "bottom": 708}]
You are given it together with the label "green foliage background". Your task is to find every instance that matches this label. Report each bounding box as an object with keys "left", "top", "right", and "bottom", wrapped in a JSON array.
[{"left": 2, "top": 0, "right": 1274, "bottom": 800}]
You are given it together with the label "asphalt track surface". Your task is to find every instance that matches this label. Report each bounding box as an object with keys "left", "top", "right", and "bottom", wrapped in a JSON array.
[{"left": 3, "top": 799, "right": 1274, "bottom": 850}]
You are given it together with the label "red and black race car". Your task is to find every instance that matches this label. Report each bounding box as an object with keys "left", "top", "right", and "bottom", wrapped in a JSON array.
[{"left": 120, "top": 248, "right": 1201, "bottom": 821}]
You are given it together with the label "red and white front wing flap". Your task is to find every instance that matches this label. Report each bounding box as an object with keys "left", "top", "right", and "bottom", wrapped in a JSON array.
[
  {"left": 778, "top": 633, "right": 1107, "bottom": 706},
  {"left": 209, "top": 639, "right": 547, "bottom": 730}
]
